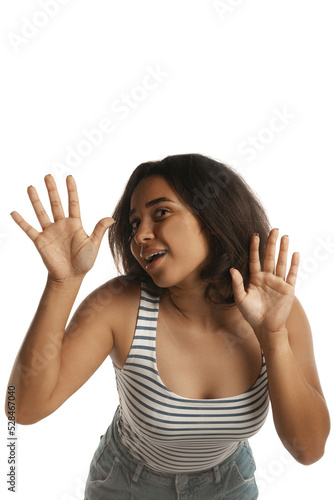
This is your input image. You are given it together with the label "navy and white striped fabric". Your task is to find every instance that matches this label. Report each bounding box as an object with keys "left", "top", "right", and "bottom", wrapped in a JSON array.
[{"left": 113, "top": 283, "right": 269, "bottom": 473}]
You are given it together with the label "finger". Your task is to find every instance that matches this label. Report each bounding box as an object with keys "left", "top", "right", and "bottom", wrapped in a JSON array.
[
  {"left": 230, "top": 267, "right": 247, "bottom": 305},
  {"left": 249, "top": 233, "right": 262, "bottom": 274},
  {"left": 89, "top": 217, "right": 115, "bottom": 247},
  {"left": 10, "top": 211, "right": 40, "bottom": 243},
  {"left": 275, "top": 235, "right": 289, "bottom": 279},
  {"left": 66, "top": 175, "right": 81, "bottom": 219},
  {"left": 27, "top": 185, "right": 52, "bottom": 230},
  {"left": 263, "top": 228, "right": 279, "bottom": 273},
  {"left": 286, "top": 252, "right": 300, "bottom": 287},
  {"left": 44, "top": 174, "right": 66, "bottom": 221}
]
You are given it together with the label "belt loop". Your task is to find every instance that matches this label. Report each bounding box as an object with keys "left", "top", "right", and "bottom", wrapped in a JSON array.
[
  {"left": 132, "top": 463, "right": 144, "bottom": 483},
  {"left": 213, "top": 465, "right": 221, "bottom": 484}
]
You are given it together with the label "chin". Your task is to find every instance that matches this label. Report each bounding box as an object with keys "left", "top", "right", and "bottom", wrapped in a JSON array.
[
  {"left": 149, "top": 275, "right": 174, "bottom": 289},
  {"left": 149, "top": 272, "right": 195, "bottom": 290},
  {"left": 145, "top": 270, "right": 179, "bottom": 289}
]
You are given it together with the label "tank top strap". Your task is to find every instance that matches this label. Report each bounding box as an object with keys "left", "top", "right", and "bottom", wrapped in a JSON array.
[
  {"left": 136, "top": 281, "right": 160, "bottom": 328},
  {"left": 118, "top": 282, "right": 160, "bottom": 373}
]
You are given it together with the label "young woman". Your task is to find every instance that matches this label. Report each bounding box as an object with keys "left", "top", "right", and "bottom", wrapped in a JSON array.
[{"left": 6, "top": 154, "right": 330, "bottom": 499}]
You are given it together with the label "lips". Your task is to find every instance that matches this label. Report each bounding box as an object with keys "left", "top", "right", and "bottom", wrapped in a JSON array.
[
  {"left": 139, "top": 247, "right": 168, "bottom": 271},
  {"left": 144, "top": 251, "right": 167, "bottom": 271},
  {"left": 145, "top": 250, "right": 167, "bottom": 262},
  {"left": 141, "top": 248, "right": 167, "bottom": 261}
]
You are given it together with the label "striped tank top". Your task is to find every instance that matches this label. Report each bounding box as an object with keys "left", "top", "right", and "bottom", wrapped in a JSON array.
[{"left": 113, "top": 282, "right": 269, "bottom": 473}]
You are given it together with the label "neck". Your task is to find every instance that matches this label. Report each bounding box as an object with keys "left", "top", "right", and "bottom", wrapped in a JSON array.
[{"left": 165, "top": 281, "right": 237, "bottom": 330}]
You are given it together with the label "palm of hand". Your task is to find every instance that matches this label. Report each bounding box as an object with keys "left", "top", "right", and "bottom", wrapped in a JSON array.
[
  {"left": 231, "top": 229, "right": 300, "bottom": 337},
  {"left": 237, "top": 270, "right": 296, "bottom": 332},
  {"left": 34, "top": 218, "right": 95, "bottom": 278},
  {"left": 10, "top": 174, "right": 114, "bottom": 282}
]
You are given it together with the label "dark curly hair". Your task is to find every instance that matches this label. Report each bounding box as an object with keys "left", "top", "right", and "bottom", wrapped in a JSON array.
[{"left": 108, "top": 153, "right": 271, "bottom": 306}]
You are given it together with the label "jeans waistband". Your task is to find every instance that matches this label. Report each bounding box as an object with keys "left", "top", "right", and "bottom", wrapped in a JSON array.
[{"left": 105, "top": 406, "right": 248, "bottom": 487}]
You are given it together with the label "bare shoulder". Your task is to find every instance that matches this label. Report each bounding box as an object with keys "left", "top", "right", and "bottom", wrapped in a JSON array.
[
  {"left": 94, "top": 275, "right": 141, "bottom": 303},
  {"left": 88, "top": 275, "right": 141, "bottom": 330},
  {"left": 41, "top": 277, "right": 142, "bottom": 418},
  {"left": 96, "top": 276, "right": 142, "bottom": 368},
  {"left": 286, "top": 296, "right": 325, "bottom": 398}
]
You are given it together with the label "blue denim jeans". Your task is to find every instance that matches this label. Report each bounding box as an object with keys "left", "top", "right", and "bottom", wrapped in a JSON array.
[{"left": 84, "top": 408, "right": 258, "bottom": 499}]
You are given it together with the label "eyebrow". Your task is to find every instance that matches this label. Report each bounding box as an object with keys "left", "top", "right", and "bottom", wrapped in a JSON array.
[{"left": 129, "top": 197, "right": 176, "bottom": 218}]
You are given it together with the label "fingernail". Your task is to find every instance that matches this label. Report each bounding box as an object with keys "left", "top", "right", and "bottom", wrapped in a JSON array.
[{"left": 253, "top": 233, "right": 259, "bottom": 237}]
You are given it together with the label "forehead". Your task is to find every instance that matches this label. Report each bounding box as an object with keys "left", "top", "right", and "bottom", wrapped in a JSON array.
[{"left": 130, "top": 175, "right": 178, "bottom": 207}]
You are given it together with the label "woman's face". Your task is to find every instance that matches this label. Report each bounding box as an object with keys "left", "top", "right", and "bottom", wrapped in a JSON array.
[{"left": 129, "top": 175, "right": 211, "bottom": 289}]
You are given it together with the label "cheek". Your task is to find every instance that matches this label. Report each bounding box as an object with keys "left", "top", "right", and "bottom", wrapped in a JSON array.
[
  {"left": 165, "top": 217, "right": 193, "bottom": 237},
  {"left": 165, "top": 221, "right": 209, "bottom": 260}
]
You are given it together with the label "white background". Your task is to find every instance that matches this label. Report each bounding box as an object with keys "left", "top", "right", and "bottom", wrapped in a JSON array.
[{"left": 1, "top": 1, "right": 333, "bottom": 498}]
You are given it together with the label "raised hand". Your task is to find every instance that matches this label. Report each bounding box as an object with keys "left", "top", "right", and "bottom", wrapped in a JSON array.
[
  {"left": 230, "top": 228, "right": 300, "bottom": 345},
  {"left": 10, "top": 174, "right": 115, "bottom": 282}
]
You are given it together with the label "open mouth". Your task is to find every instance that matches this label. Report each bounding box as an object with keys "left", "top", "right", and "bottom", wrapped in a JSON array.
[{"left": 144, "top": 250, "right": 167, "bottom": 270}]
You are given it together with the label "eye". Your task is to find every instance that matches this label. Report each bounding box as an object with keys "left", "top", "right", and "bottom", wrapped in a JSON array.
[
  {"left": 130, "top": 219, "right": 140, "bottom": 232},
  {"left": 154, "top": 208, "right": 169, "bottom": 218},
  {"left": 129, "top": 208, "right": 170, "bottom": 236}
]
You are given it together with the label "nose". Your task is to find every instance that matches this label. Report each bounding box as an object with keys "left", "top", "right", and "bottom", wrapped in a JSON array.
[{"left": 133, "top": 220, "right": 155, "bottom": 247}]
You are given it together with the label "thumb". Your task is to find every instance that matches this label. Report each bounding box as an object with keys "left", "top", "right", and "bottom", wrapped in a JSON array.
[
  {"left": 90, "top": 217, "right": 115, "bottom": 246},
  {"left": 230, "top": 268, "right": 247, "bottom": 304}
]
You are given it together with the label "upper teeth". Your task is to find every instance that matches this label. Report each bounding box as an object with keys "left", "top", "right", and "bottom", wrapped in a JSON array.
[{"left": 145, "top": 251, "right": 166, "bottom": 261}]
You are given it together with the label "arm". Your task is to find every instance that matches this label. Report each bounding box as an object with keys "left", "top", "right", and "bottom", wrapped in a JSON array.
[
  {"left": 230, "top": 229, "right": 330, "bottom": 465},
  {"left": 6, "top": 277, "right": 120, "bottom": 425},
  {"left": 5, "top": 275, "right": 84, "bottom": 423},
  {"left": 5, "top": 174, "right": 115, "bottom": 424},
  {"left": 261, "top": 297, "right": 330, "bottom": 465}
]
